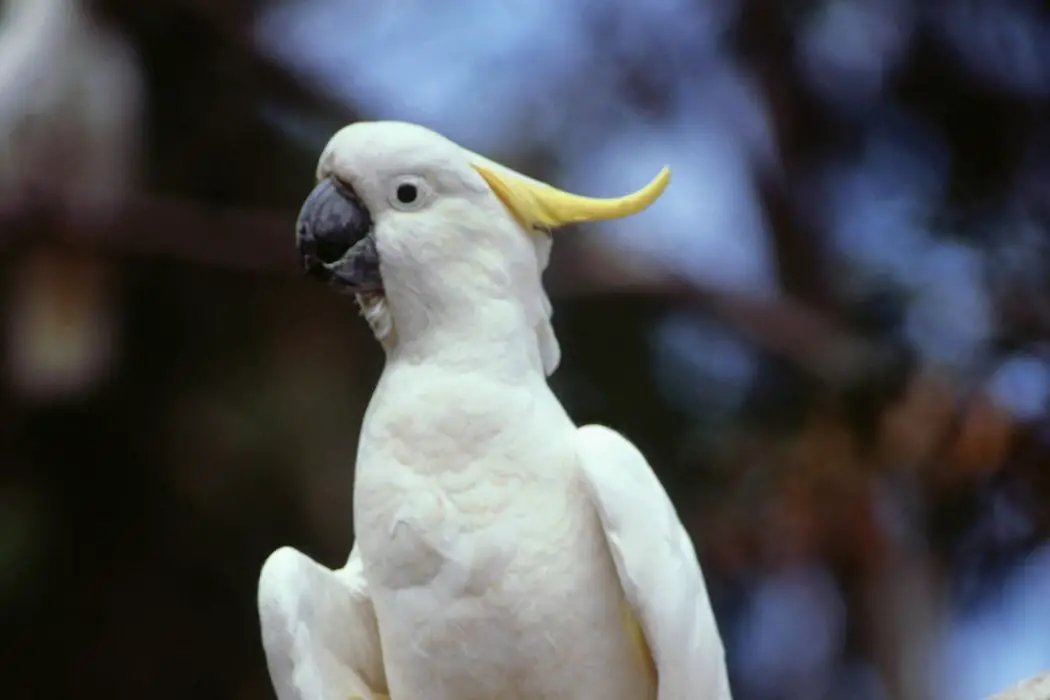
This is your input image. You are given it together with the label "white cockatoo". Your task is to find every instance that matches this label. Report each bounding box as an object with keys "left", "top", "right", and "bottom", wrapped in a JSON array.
[{"left": 258, "top": 121, "right": 733, "bottom": 700}]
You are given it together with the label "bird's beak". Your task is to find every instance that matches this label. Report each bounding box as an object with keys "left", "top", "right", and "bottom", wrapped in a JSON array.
[{"left": 295, "top": 178, "right": 383, "bottom": 293}]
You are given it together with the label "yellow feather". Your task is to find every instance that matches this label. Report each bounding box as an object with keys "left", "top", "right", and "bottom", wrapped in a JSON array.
[{"left": 471, "top": 163, "right": 671, "bottom": 232}]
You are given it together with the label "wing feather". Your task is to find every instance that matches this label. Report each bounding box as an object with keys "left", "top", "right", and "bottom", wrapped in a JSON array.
[
  {"left": 258, "top": 544, "right": 388, "bottom": 700},
  {"left": 575, "top": 424, "right": 733, "bottom": 700}
]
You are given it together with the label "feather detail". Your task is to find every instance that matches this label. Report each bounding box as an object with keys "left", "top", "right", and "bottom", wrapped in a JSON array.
[
  {"left": 622, "top": 598, "right": 658, "bottom": 686},
  {"left": 356, "top": 293, "right": 394, "bottom": 347}
]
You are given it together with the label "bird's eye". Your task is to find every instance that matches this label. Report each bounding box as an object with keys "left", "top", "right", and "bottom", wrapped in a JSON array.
[
  {"left": 388, "top": 175, "right": 430, "bottom": 212},
  {"left": 396, "top": 183, "right": 418, "bottom": 204}
]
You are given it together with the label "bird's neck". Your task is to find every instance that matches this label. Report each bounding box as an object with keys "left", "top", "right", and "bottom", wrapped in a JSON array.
[{"left": 381, "top": 285, "right": 545, "bottom": 382}]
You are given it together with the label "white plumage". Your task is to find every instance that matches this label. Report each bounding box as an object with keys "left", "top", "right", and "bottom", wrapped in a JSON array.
[{"left": 258, "top": 121, "right": 732, "bottom": 700}]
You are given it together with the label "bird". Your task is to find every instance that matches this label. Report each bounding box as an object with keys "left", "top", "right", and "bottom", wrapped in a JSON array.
[{"left": 257, "top": 120, "right": 733, "bottom": 700}]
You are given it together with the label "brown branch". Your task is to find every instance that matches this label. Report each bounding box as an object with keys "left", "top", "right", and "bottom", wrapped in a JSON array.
[
  {"left": 915, "top": 356, "right": 1009, "bottom": 476},
  {"left": 0, "top": 195, "right": 299, "bottom": 274},
  {"left": 547, "top": 233, "right": 880, "bottom": 387}
]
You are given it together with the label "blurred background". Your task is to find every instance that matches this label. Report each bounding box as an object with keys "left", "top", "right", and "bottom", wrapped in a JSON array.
[{"left": 2, "top": 0, "right": 1050, "bottom": 698}]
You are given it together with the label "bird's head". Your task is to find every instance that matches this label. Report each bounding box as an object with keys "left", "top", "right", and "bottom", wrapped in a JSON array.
[{"left": 296, "top": 121, "right": 669, "bottom": 371}]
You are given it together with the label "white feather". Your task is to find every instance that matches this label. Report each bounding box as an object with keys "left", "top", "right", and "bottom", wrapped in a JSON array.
[
  {"left": 257, "top": 545, "right": 388, "bottom": 700},
  {"left": 356, "top": 293, "right": 395, "bottom": 346},
  {"left": 575, "top": 424, "right": 733, "bottom": 700}
]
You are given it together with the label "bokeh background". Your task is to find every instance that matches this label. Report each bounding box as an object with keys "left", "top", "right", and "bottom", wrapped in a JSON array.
[{"left": 3, "top": 0, "right": 1050, "bottom": 698}]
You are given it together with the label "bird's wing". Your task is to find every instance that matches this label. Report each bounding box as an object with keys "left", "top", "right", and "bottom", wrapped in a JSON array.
[
  {"left": 574, "top": 424, "right": 733, "bottom": 700},
  {"left": 258, "top": 544, "right": 388, "bottom": 700}
]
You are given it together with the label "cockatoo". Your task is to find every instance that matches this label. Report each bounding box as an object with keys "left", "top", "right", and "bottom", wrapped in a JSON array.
[{"left": 258, "top": 121, "right": 733, "bottom": 700}]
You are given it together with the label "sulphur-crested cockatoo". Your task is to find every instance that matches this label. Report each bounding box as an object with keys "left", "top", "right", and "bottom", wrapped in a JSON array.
[{"left": 258, "top": 121, "right": 733, "bottom": 700}]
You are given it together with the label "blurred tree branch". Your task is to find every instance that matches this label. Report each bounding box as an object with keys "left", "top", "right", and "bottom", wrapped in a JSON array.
[
  {"left": 0, "top": 196, "right": 297, "bottom": 272},
  {"left": 548, "top": 234, "right": 879, "bottom": 387}
]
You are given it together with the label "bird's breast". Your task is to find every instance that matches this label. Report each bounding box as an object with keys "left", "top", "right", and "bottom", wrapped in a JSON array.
[
  {"left": 352, "top": 368, "right": 575, "bottom": 596},
  {"left": 356, "top": 481, "right": 651, "bottom": 700},
  {"left": 358, "top": 483, "right": 526, "bottom": 595},
  {"left": 348, "top": 371, "right": 653, "bottom": 698}
]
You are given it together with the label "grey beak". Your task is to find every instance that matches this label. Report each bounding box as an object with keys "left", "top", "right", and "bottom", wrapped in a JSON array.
[{"left": 296, "top": 178, "right": 383, "bottom": 293}]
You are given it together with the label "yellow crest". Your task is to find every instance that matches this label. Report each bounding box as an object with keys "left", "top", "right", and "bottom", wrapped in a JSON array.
[{"left": 471, "top": 159, "right": 670, "bottom": 233}]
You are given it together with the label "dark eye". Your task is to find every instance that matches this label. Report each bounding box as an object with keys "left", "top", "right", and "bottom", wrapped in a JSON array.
[
  {"left": 389, "top": 176, "right": 429, "bottom": 210},
  {"left": 396, "top": 183, "right": 418, "bottom": 204}
]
